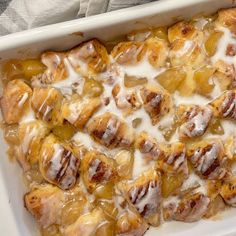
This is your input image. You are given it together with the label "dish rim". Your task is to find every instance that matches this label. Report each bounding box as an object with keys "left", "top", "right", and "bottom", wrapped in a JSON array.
[{"left": 0, "top": 0, "right": 225, "bottom": 52}]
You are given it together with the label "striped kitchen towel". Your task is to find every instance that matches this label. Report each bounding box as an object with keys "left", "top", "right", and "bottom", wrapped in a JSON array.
[{"left": 0, "top": 0, "right": 157, "bottom": 36}]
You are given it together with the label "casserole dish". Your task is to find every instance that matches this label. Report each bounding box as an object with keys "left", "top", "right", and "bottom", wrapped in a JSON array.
[{"left": 1, "top": 0, "right": 236, "bottom": 235}]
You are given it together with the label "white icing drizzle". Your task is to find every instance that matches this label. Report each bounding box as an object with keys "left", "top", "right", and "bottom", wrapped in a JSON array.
[
  {"left": 72, "top": 131, "right": 121, "bottom": 157},
  {"left": 193, "top": 17, "right": 209, "bottom": 30},
  {"left": 90, "top": 60, "right": 168, "bottom": 145},
  {"left": 132, "top": 149, "right": 155, "bottom": 178},
  {"left": 42, "top": 53, "right": 62, "bottom": 72},
  {"left": 173, "top": 152, "right": 185, "bottom": 170},
  {"left": 73, "top": 132, "right": 96, "bottom": 150},
  {"left": 19, "top": 108, "right": 36, "bottom": 123},
  {"left": 46, "top": 143, "right": 64, "bottom": 179},
  {"left": 210, "top": 76, "right": 222, "bottom": 98},
  {"left": 181, "top": 172, "right": 207, "bottom": 195},
  {"left": 163, "top": 195, "right": 180, "bottom": 207},
  {"left": 158, "top": 113, "right": 173, "bottom": 127},
  {"left": 194, "top": 144, "right": 218, "bottom": 173},
  {"left": 18, "top": 93, "right": 28, "bottom": 107},
  {"left": 179, "top": 106, "right": 212, "bottom": 138},
  {"left": 119, "top": 54, "right": 165, "bottom": 80},
  {"left": 174, "top": 40, "right": 194, "bottom": 57},
  {"left": 221, "top": 91, "right": 236, "bottom": 118},
  {"left": 67, "top": 99, "right": 89, "bottom": 124},
  {"left": 67, "top": 53, "right": 88, "bottom": 75},
  {"left": 88, "top": 159, "right": 101, "bottom": 180},
  {"left": 21, "top": 126, "right": 38, "bottom": 154},
  {"left": 131, "top": 179, "right": 159, "bottom": 214},
  {"left": 173, "top": 92, "right": 209, "bottom": 106},
  {"left": 211, "top": 26, "right": 236, "bottom": 67},
  {"left": 52, "top": 58, "right": 85, "bottom": 95},
  {"left": 102, "top": 115, "right": 120, "bottom": 145},
  {"left": 42, "top": 143, "right": 78, "bottom": 189},
  {"left": 36, "top": 88, "right": 54, "bottom": 120},
  {"left": 222, "top": 120, "right": 236, "bottom": 139},
  {"left": 94, "top": 81, "right": 124, "bottom": 118}
]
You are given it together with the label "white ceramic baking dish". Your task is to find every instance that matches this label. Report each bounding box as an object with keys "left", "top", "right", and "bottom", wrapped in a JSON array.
[{"left": 1, "top": 0, "right": 236, "bottom": 235}]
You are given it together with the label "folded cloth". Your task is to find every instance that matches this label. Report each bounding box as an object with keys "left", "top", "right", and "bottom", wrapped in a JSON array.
[{"left": 0, "top": 0, "right": 157, "bottom": 36}]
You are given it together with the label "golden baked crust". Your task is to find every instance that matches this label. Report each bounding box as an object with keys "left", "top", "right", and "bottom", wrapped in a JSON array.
[
  {"left": 62, "top": 95, "right": 101, "bottom": 129},
  {"left": 81, "top": 151, "right": 117, "bottom": 193},
  {"left": 176, "top": 104, "right": 213, "bottom": 140},
  {"left": 187, "top": 139, "right": 230, "bottom": 180},
  {"left": 24, "top": 184, "right": 65, "bottom": 227},
  {"left": 39, "top": 134, "right": 80, "bottom": 190},
  {"left": 140, "top": 84, "right": 172, "bottom": 125},
  {"left": 120, "top": 169, "right": 162, "bottom": 226},
  {"left": 0, "top": 79, "right": 32, "bottom": 124},
  {"left": 31, "top": 87, "right": 63, "bottom": 125},
  {"left": 87, "top": 112, "right": 134, "bottom": 148}
]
